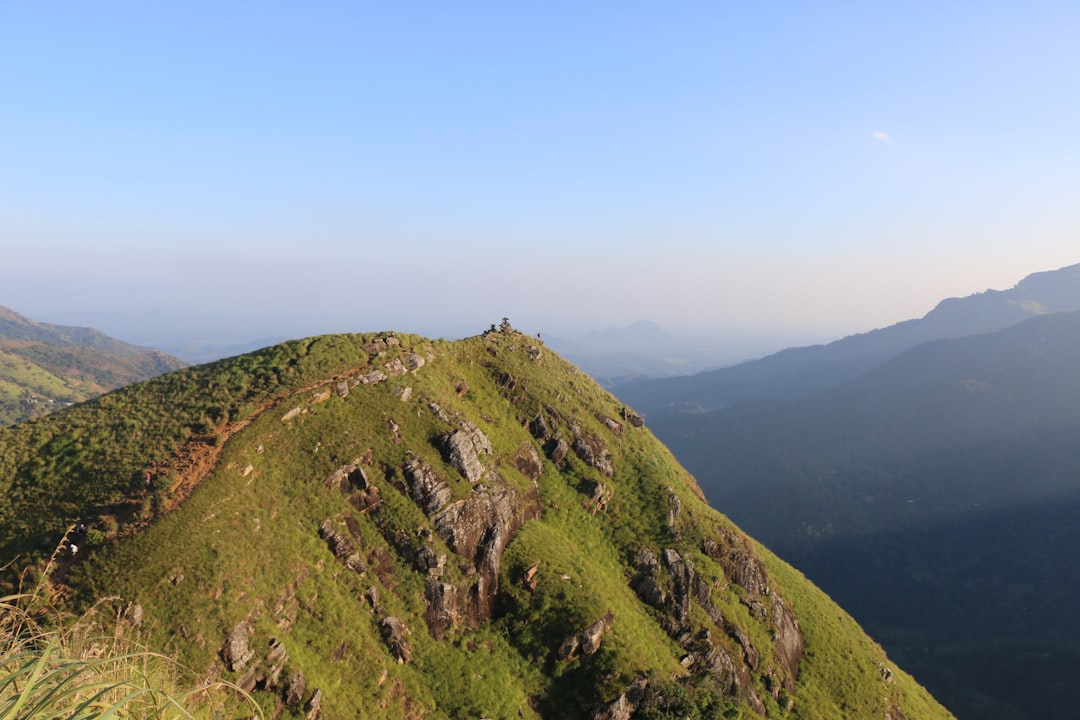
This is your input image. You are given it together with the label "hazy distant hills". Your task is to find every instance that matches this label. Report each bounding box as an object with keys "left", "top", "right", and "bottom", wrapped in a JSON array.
[
  {"left": 0, "top": 305, "right": 185, "bottom": 425},
  {"left": 545, "top": 320, "right": 752, "bottom": 386},
  {"left": 0, "top": 330, "right": 952, "bottom": 719},
  {"left": 614, "top": 264, "right": 1080, "bottom": 719},
  {"left": 617, "top": 262, "right": 1080, "bottom": 415}
]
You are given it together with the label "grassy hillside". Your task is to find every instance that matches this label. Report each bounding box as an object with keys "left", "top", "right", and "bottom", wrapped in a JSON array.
[
  {"left": 0, "top": 328, "right": 952, "bottom": 719},
  {"left": 0, "top": 306, "right": 186, "bottom": 425}
]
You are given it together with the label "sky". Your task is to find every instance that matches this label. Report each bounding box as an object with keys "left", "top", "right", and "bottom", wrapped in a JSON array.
[{"left": 2, "top": 1, "right": 1079, "bottom": 356}]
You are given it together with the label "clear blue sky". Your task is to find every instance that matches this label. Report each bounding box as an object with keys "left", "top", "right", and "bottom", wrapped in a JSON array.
[{"left": 2, "top": 1, "right": 1078, "bottom": 350}]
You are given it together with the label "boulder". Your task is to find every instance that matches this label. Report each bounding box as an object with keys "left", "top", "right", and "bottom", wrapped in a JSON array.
[
  {"left": 572, "top": 434, "right": 614, "bottom": 477},
  {"left": 380, "top": 617, "right": 412, "bottom": 663},
  {"left": 404, "top": 458, "right": 452, "bottom": 515},
  {"left": 437, "top": 428, "right": 487, "bottom": 483},
  {"left": 512, "top": 443, "right": 544, "bottom": 481},
  {"left": 221, "top": 621, "right": 255, "bottom": 672}
]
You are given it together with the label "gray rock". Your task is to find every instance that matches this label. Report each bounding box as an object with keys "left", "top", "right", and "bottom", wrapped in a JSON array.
[
  {"left": 380, "top": 617, "right": 412, "bottom": 663},
  {"left": 383, "top": 358, "right": 407, "bottom": 377},
  {"left": 222, "top": 621, "right": 255, "bottom": 672},
  {"left": 305, "top": 687, "right": 323, "bottom": 720},
  {"left": 285, "top": 671, "right": 306, "bottom": 710},
  {"left": 437, "top": 429, "right": 486, "bottom": 483},
  {"left": 360, "top": 369, "right": 386, "bottom": 385},
  {"left": 572, "top": 434, "right": 614, "bottom": 477},
  {"left": 404, "top": 458, "right": 453, "bottom": 515},
  {"left": 512, "top": 443, "right": 544, "bottom": 481}
]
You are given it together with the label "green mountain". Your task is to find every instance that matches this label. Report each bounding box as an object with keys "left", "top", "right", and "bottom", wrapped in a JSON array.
[
  {"left": 0, "top": 305, "right": 186, "bottom": 425},
  {"left": 0, "top": 328, "right": 951, "bottom": 719},
  {"left": 637, "top": 310, "right": 1080, "bottom": 720}
]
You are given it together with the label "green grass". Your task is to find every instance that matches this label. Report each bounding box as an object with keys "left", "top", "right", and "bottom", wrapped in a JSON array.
[
  {"left": 1, "top": 328, "right": 955, "bottom": 719},
  {"left": 1, "top": 583, "right": 257, "bottom": 719}
]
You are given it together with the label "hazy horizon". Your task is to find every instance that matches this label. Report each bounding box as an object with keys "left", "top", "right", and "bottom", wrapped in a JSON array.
[{"left": 4, "top": 3, "right": 1078, "bottom": 357}]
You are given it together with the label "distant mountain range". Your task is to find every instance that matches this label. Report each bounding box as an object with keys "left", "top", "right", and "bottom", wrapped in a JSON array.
[
  {"left": 615, "top": 262, "right": 1080, "bottom": 720},
  {"left": 0, "top": 305, "right": 185, "bottom": 425},
  {"left": 618, "top": 262, "right": 1080, "bottom": 415},
  {"left": 545, "top": 320, "right": 765, "bottom": 386}
]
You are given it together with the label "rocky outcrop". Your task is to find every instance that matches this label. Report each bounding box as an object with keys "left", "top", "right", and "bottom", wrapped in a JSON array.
[
  {"left": 558, "top": 612, "right": 614, "bottom": 661},
  {"left": 620, "top": 407, "right": 645, "bottom": 427},
  {"left": 590, "top": 677, "right": 648, "bottom": 720},
  {"left": 433, "top": 480, "right": 541, "bottom": 623},
  {"left": 324, "top": 461, "right": 369, "bottom": 494},
  {"left": 597, "top": 415, "right": 623, "bottom": 436},
  {"left": 221, "top": 621, "right": 255, "bottom": 672},
  {"left": 318, "top": 518, "right": 366, "bottom": 574},
  {"left": 403, "top": 458, "right": 452, "bottom": 514},
  {"left": 512, "top": 443, "right": 544, "bottom": 481},
  {"left": 585, "top": 481, "right": 614, "bottom": 515},
  {"left": 549, "top": 438, "right": 569, "bottom": 464},
  {"left": 628, "top": 533, "right": 801, "bottom": 716},
  {"left": 423, "top": 580, "right": 460, "bottom": 640},
  {"left": 380, "top": 617, "right": 412, "bottom": 663},
  {"left": 436, "top": 420, "right": 493, "bottom": 483},
  {"left": 572, "top": 433, "right": 614, "bottom": 477}
]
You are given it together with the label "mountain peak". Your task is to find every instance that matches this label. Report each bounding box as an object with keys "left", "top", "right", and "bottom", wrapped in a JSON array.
[{"left": 0, "top": 330, "right": 952, "bottom": 719}]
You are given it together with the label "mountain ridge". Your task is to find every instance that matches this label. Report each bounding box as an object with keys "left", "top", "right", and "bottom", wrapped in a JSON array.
[
  {"left": 0, "top": 329, "right": 952, "bottom": 719},
  {"left": 618, "top": 262, "right": 1080, "bottom": 415},
  {"left": 0, "top": 304, "right": 186, "bottom": 425}
]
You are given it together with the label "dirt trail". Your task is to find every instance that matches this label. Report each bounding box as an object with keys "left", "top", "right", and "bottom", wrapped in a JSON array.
[
  {"left": 49, "top": 366, "right": 366, "bottom": 598},
  {"left": 163, "top": 366, "right": 365, "bottom": 511}
]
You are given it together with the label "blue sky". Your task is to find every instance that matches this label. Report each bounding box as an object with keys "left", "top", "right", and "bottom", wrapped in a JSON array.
[{"left": 2, "top": 1, "right": 1078, "bottom": 352}]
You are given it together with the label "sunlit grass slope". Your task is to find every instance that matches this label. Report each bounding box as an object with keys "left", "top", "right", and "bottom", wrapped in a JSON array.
[{"left": 0, "top": 329, "right": 954, "bottom": 719}]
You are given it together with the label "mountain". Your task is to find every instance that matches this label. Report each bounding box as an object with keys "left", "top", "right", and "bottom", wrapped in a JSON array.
[
  {"left": 0, "top": 305, "right": 186, "bottom": 425},
  {"left": 0, "top": 328, "right": 951, "bottom": 719},
  {"left": 617, "top": 262, "right": 1080, "bottom": 416},
  {"left": 638, "top": 310, "right": 1080, "bottom": 720}
]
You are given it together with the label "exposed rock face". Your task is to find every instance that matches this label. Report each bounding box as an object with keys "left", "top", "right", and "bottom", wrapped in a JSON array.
[
  {"left": 512, "top": 443, "right": 544, "bottom": 481},
  {"left": 437, "top": 430, "right": 486, "bottom": 483},
  {"left": 437, "top": 421, "right": 493, "bottom": 483},
  {"left": 383, "top": 358, "right": 407, "bottom": 377},
  {"left": 529, "top": 411, "right": 551, "bottom": 441},
  {"left": 324, "top": 461, "right": 369, "bottom": 494},
  {"left": 380, "top": 617, "right": 412, "bottom": 663},
  {"left": 597, "top": 414, "right": 623, "bottom": 436},
  {"left": 360, "top": 369, "right": 386, "bottom": 385},
  {"left": 549, "top": 438, "right": 569, "bottom": 465},
  {"left": 423, "top": 580, "right": 460, "bottom": 640},
  {"left": 572, "top": 433, "right": 614, "bottom": 477},
  {"left": 558, "top": 612, "right": 613, "bottom": 660},
  {"left": 591, "top": 677, "right": 648, "bottom": 720},
  {"left": 432, "top": 479, "right": 541, "bottom": 623},
  {"left": 221, "top": 621, "right": 255, "bottom": 672},
  {"left": 772, "top": 595, "right": 804, "bottom": 693},
  {"left": 305, "top": 688, "right": 323, "bottom": 720},
  {"left": 626, "top": 532, "right": 802, "bottom": 717},
  {"left": 403, "top": 458, "right": 452, "bottom": 514},
  {"left": 585, "top": 481, "right": 614, "bottom": 515},
  {"left": 285, "top": 671, "right": 306, "bottom": 711},
  {"left": 318, "top": 519, "right": 366, "bottom": 574}
]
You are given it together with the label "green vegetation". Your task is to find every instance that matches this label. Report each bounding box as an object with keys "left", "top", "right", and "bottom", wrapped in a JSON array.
[
  {"left": 1, "top": 576, "right": 255, "bottom": 719},
  {"left": 0, "top": 327, "right": 953, "bottom": 718}
]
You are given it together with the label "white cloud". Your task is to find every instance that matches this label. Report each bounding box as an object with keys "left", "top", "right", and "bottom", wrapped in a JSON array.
[{"left": 872, "top": 131, "right": 892, "bottom": 144}]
